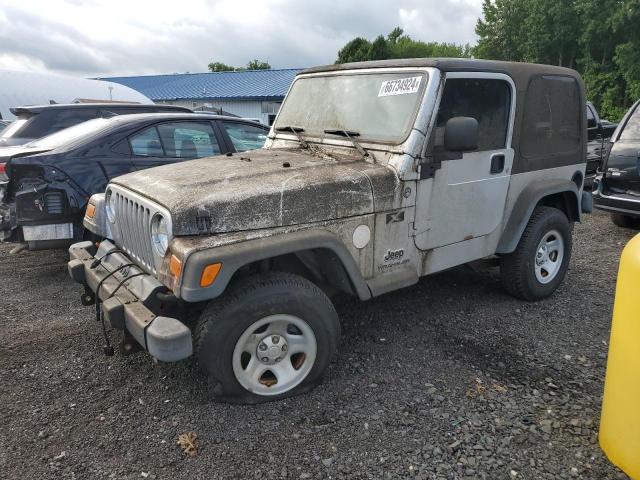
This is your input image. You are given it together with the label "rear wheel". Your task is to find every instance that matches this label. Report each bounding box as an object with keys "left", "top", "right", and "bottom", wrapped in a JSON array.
[
  {"left": 500, "top": 206, "right": 572, "bottom": 301},
  {"left": 194, "top": 272, "right": 340, "bottom": 403},
  {"left": 611, "top": 213, "right": 640, "bottom": 229}
]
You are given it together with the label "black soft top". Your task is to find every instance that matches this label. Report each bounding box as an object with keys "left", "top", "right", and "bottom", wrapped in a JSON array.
[{"left": 301, "top": 58, "right": 582, "bottom": 91}]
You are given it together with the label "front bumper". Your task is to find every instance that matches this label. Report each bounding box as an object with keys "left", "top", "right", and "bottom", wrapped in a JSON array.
[{"left": 68, "top": 239, "right": 193, "bottom": 362}]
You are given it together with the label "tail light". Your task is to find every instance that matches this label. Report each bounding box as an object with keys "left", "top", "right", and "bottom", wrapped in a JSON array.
[{"left": 0, "top": 162, "right": 6, "bottom": 181}]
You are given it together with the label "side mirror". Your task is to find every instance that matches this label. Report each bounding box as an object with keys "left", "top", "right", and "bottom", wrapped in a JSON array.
[
  {"left": 587, "top": 117, "right": 598, "bottom": 129},
  {"left": 444, "top": 117, "right": 479, "bottom": 152}
]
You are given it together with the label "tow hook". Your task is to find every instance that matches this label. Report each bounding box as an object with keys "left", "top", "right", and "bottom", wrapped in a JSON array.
[
  {"left": 120, "top": 330, "right": 143, "bottom": 356},
  {"left": 81, "top": 290, "right": 95, "bottom": 306}
]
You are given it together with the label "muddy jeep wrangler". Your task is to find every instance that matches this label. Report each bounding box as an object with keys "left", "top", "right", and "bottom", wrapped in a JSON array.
[{"left": 69, "top": 59, "right": 591, "bottom": 403}]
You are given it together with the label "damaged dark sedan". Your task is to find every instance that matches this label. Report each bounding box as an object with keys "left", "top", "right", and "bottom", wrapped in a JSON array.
[{"left": 0, "top": 113, "right": 268, "bottom": 250}]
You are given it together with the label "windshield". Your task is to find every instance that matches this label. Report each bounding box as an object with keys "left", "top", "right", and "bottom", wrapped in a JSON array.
[
  {"left": 27, "top": 118, "right": 111, "bottom": 149},
  {"left": 275, "top": 71, "right": 428, "bottom": 144},
  {"left": 620, "top": 105, "right": 640, "bottom": 141}
]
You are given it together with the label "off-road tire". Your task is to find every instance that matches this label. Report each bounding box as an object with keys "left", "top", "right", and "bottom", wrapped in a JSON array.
[
  {"left": 611, "top": 213, "right": 640, "bottom": 229},
  {"left": 500, "top": 206, "right": 572, "bottom": 301},
  {"left": 194, "top": 272, "right": 340, "bottom": 404}
]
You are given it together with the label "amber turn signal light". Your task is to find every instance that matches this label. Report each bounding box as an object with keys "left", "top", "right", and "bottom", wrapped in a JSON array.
[
  {"left": 86, "top": 203, "right": 96, "bottom": 219},
  {"left": 200, "top": 263, "right": 222, "bottom": 287},
  {"left": 169, "top": 254, "right": 182, "bottom": 278}
]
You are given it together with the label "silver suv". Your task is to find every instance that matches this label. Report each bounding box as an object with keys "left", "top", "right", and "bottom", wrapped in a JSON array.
[{"left": 68, "top": 59, "right": 592, "bottom": 403}]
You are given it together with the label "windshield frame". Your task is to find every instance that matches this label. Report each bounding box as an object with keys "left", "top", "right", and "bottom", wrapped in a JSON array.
[{"left": 272, "top": 67, "right": 431, "bottom": 147}]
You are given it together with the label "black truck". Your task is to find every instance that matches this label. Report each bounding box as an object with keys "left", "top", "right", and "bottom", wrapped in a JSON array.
[{"left": 593, "top": 99, "right": 640, "bottom": 227}]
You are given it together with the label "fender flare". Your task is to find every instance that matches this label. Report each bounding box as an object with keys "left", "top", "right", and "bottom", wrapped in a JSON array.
[
  {"left": 496, "top": 179, "right": 580, "bottom": 254},
  {"left": 177, "top": 229, "right": 372, "bottom": 302}
]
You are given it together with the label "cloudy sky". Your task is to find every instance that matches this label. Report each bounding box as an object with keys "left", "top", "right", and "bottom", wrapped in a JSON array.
[{"left": 0, "top": 0, "right": 482, "bottom": 77}]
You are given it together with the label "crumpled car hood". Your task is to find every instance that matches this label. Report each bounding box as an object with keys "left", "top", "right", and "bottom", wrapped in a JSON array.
[{"left": 112, "top": 149, "right": 390, "bottom": 236}]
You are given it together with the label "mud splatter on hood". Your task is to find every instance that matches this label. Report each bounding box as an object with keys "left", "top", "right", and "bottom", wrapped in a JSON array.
[{"left": 111, "top": 148, "right": 391, "bottom": 236}]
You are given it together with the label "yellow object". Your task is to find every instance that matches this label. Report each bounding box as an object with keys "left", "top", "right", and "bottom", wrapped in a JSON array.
[
  {"left": 169, "top": 254, "right": 182, "bottom": 278},
  {"left": 200, "top": 263, "right": 222, "bottom": 287},
  {"left": 85, "top": 203, "right": 96, "bottom": 219},
  {"left": 600, "top": 233, "right": 640, "bottom": 479}
]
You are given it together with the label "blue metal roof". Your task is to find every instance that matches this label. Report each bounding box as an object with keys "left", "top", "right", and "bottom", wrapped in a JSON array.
[{"left": 101, "top": 68, "right": 303, "bottom": 101}]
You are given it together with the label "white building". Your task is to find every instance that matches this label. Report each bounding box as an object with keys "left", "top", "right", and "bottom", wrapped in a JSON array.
[{"left": 102, "top": 68, "right": 302, "bottom": 125}]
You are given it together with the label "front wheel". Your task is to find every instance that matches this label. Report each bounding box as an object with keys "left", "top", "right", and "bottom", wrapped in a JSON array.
[
  {"left": 500, "top": 206, "right": 572, "bottom": 301},
  {"left": 194, "top": 272, "right": 340, "bottom": 403}
]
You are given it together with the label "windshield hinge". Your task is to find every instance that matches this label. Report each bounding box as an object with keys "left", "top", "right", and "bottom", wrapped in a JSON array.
[{"left": 419, "top": 157, "right": 441, "bottom": 180}]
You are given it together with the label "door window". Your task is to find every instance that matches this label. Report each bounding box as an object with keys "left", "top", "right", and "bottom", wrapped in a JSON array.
[
  {"left": 129, "top": 127, "right": 164, "bottom": 156},
  {"left": 521, "top": 76, "right": 581, "bottom": 157},
  {"left": 435, "top": 78, "right": 511, "bottom": 151},
  {"left": 221, "top": 122, "right": 268, "bottom": 152},
  {"left": 156, "top": 122, "right": 221, "bottom": 158}
]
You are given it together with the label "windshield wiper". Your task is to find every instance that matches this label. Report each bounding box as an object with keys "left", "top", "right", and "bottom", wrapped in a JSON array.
[
  {"left": 274, "top": 125, "right": 309, "bottom": 149},
  {"left": 323, "top": 129, "right": 369, "bottom": 159}
]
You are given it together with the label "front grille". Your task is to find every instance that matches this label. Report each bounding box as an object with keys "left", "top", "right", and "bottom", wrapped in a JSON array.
[{"left": 109, "top": 185, "right": 171, "bottom": 274}]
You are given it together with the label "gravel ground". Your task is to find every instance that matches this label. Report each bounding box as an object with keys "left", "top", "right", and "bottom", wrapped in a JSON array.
[{"left": 0, "top": 209, "right": 636, "bottom": 480}]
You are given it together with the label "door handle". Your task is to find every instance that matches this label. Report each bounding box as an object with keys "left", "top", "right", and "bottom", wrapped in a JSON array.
[{"left": 490, "top": 154, "right": 505, "bottom": 174}]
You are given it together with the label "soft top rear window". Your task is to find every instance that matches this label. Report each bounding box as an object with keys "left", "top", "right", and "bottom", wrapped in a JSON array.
[{"left": 521, "top": 75, "right": 581, "bottom": 158}]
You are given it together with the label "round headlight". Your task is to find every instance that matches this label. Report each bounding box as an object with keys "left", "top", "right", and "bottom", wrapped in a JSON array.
[
  {"left": 105, "top": 189, "right": 116, "bottom": 223},
  {"left": 150, "top": 214, "right": 169, "bottom": 256}
]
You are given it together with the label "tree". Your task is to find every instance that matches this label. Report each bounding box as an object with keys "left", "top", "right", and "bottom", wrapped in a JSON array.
[
  {"left": 336, "top": 37, "right": 372, "bottom": 64},
  {"left": 474, "top": 0, "right": 528, "bottom": 61},
  {"left": 246, "top": 59, "right": 271, "bottom": 70},
  {"left": 387, "top": 27, "right": 404, "bottom": 44},
  {"left": 208, "top": 59, "right": 271, "bottom": 72},
  {"left": 208, "top": 61, "right": 235, "bottom": 72},
  {"left": 368, "top": 35, "right": 390, "bottom": 60},
  {"left": 612, "top": 0, "right": 640, "bottom": 104},
  {"left": 335, "top": 27, "right": 470, "bottom": 64},
  {"left": 474, "top": 0, "right": 638, "bottom": 121}
]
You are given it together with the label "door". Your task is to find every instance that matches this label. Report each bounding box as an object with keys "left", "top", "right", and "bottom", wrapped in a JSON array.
[
  {"left": 605, "top": 103, "right": 640, "bottom": 195},
  {"left": 414, "top": 73, "right": 515, "bottom": 251},
  {"left": 128, "top": 121, "right": 223, "bottom": 170}
]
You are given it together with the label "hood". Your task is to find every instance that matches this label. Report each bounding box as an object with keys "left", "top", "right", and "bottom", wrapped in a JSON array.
[{"left": 112, "top": 149, "right": 390, "bottom": 236}]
